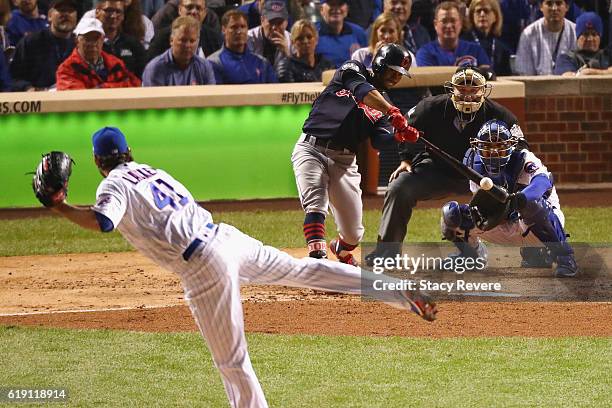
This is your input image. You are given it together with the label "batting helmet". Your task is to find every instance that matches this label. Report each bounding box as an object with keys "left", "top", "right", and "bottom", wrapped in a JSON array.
[
  {"left": 444, "top": 66, "right": 492, "bottom": 124},
  {"left": 372, "top": 44, "right": 412, "bottom": 78},
  {"left": 470, "top": 119, "right": 518, "bottom": 176}
]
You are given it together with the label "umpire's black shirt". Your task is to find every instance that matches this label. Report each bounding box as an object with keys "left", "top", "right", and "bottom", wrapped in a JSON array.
[
  {"left": 399, "top": 94, "right": 525, "bottom": 175},
  {"left": 302, "top": 60, "right": 395, "bottom": 153}
]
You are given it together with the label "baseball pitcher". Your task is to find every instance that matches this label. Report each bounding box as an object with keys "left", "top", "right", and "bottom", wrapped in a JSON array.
[{"left": 32, "top": 127, "right": 437, "bottom": 408}]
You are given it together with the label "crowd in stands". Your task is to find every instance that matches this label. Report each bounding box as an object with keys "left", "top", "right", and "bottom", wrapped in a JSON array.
[{"left": 0, "top": 0, "right": 610, "bottom": 92}]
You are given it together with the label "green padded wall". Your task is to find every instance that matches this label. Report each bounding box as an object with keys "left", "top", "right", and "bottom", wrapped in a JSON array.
[{"left": 1, "top": 105, "right": 311, "bottom": 208}]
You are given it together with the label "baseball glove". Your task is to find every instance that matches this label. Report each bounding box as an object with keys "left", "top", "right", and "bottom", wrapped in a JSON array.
[
  {"left": 32, "top": 151, "right": 74, "bottom": 207},
  {"left": 469, "top": 188, "right": 511, "bottom": 231}
]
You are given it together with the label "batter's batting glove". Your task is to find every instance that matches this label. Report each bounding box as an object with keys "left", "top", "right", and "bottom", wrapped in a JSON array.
[
  {"left": 386, "top": 106, "right": 408, "bottom": 131},
  {"left": 394, "top": 126, "right": 419, "bottom": 143}
]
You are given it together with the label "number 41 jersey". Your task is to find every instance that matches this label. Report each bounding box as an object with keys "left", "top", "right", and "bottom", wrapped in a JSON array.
[{"left": 92, "top": 161, "right": 213, "bottom": 271}]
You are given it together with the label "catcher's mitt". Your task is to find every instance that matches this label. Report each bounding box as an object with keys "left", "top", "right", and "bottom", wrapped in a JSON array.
[
  {"left": 469, "top": 188, "right": 512, "bottom": 231},
  {"left": 32, "top": 151, "right": 74, "bottom": 207}
]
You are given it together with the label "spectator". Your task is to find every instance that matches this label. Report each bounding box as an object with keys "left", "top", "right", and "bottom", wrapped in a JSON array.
[
  {"left": 94, "top": 0, "right": 146, "bottom": 77},
  {"left": 142, "top": 15, "right": 215, "bottom": 85},
  {"left": 122, "top": 0, "right": 154, "bottom": 49},
  {"left": 141, "top": 0, "right": 164, "bottom": 18},
  {"left": 147, "top": 0, "right": 222, "bottom": 61},
  {"left": 56, "top": 17, "right": 140, "bottom": 89},
  {"left": 411, "top": 0, "right": 437, "bottom": 38},
  {"left": 416, "top": 1, "right": 491, "bottom": 69},
  {"left": 1, "top": 0, "right": 11, "bottom": 52},
  {"left": 0, "top": 44, "right": 10, "bottom": 90},
  {"left": 316, "top": 0, "right": 367, "bottom": 67},
  {"left": 238, "top": 0, "right": 306, "bottom": 29},
  {"left": 462, "top": 0, "right": 512, "bottom": 75},
  {"left": 239, "top": 0, "right": 266, "bottom": 28},
  {"left": 301, "top": 0, "right": 322, "bottom": 24},
  {"left": 83, "top": 0, "right": 154, "bottom": 49},
  {"left": 346, "top": 0, "right": 383, "bottom": 29},
  {"left": 515, "top": 0, "right": 576, "bottom": 75},
  {"left": 384, "top": 0, "right": 430, "bottom": 54},
  {"left": 276, "top": 18, "right": 334, "bottom": 81},
  {"left": 151, "top": 0, "right": 220, "bottom": 34},
  {"left": 351, "top": 11, "right": 416, "bottom": 68},
  {"left": 247, "top": 0, "right": 291, "bottom": 68},
  {"left": 527, "top": 0, "right": 583, "bottom": 24},
  {"left": 555, "top": 12, "right": 611, "bottom": 75},
  {"left": 207, "top": 9, "right": 278, "bottom": 83},
  {"left": 6, "top": 0, "right": 49, "bottom": 45},
  {"left": 499, "top": 0, "right": 529, "bottom": 53},
  {"left": 10, "top": 0, "right": 76, "bottom": 90}
]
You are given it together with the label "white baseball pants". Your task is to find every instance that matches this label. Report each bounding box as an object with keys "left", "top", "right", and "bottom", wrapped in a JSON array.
[{"left": 178, "top": 223, "right": 418, "bottom": 408}]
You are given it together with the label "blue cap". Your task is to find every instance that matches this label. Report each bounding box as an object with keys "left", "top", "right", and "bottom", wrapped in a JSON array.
[
  {"left": 576, "top": 12, "right": 603, "bottom": 38},
  {"left": 92, "top": 127, "right": 129, "bottom": 156}
]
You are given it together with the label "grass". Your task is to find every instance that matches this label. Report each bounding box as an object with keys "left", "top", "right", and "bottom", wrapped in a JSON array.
[
  {"left": 1, "top": 207, "right": 610, "bottom": 257},
  {"left": 0, "top": 326, "right": 610, "bottom": 408}
]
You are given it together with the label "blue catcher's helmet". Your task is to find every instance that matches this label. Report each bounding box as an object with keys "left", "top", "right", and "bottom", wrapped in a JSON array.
[{"left": 470, "top": 119, "right": 518, "bottom": 176}]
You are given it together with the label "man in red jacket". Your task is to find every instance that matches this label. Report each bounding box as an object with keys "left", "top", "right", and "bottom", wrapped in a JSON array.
[{"left": 56, "top": 17, "right": 141, "bottom": 90}]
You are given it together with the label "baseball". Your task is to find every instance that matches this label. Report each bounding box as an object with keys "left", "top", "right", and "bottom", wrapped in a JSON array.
[{"left": 480, "top": 177, "right": 494, "bottom": 190}]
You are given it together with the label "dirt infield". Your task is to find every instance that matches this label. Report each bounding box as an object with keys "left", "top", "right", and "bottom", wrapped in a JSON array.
[
  {"left": 2, "top": 189, "right": 610, "bottom": 337},
  {"left": 1, "top": 250, "right": 610, "bottom": 337}
]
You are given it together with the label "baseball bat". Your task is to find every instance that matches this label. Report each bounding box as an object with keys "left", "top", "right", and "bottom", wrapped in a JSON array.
[{"left": 419, "top": 134, "right": 509, "bottom": 203}]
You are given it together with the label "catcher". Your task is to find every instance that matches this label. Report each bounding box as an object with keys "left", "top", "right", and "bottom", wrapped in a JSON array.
[{"left": 440, "top": 119, "right": 578, "bottom": 278}]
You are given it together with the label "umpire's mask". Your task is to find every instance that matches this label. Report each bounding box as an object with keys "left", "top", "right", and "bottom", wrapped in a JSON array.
[{"left": 444, "top": 66, "right": 491, "bottom": 124}]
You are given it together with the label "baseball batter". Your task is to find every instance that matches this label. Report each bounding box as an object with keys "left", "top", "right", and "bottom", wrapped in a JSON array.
[
  {"left": 440, "top": 119, "right": 578, "bottom": 277},
  {"left": 38, "top": 127, "right": 437, "bottom": 408},
  {"left": 292, "top": 43, "right": 418, "bottom": 266}
]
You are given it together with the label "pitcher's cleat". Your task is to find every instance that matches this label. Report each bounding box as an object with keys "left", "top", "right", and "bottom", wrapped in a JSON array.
[{"left": 405, "top": 290, "right": 438, "bottom": 322}]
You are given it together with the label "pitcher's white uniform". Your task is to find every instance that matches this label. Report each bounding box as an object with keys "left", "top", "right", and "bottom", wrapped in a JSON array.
[{"left": 92, "top": 161, "right": 429, "bottom": 408}]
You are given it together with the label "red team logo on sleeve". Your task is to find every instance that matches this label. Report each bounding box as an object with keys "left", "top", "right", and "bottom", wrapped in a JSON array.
[
  {"left": 335, "top": 89, "right": 383, "bottom": 122},
  {"left": 357, "top": 102, "right": 384, "bottom": 122},
  {"left": 335, "top": 89, "right": 352, "bottom": 98}
]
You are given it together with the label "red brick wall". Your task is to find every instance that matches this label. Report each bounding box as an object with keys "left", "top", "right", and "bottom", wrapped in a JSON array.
[{"left": 524, "top": 95, "right": 612, "bottom": 183}]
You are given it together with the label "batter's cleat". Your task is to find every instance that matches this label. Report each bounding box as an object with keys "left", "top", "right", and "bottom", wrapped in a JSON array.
[
  {"left": 553, "top": 255, "right": 578, "bottom": 278},
  {"left": 308, "top": 240, "right": 327, "bottom": 259},
  {"left": 520, "top": 247, "right": 553, "bottom": 268},
  {"left": 329, "top": 239, "right": 359, "bottom": 267},
  {"left": 309, "top": 250, "right": 327, "bottom": 259},
  {"left": 404, "top": 290, "right": 438, "bottom": 322}
]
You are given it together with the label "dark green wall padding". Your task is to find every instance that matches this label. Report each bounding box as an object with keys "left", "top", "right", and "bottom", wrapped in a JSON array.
[{"left": 2, "top": 105, "right": 311, "bottom": 208}]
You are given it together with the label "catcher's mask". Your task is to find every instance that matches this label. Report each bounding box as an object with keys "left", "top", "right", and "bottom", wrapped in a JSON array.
[
  {"left": 444, "top": 66, "right": 491, "bottom": 124},
  {"left": 372, "top": 43, "right": 412, "bottom": 79},
  {"left": 470, "top": 119, "right": 518, "bottom": 176}
]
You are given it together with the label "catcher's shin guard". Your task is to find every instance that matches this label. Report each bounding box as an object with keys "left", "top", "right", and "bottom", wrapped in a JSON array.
[
  {"left": 520, "top": 198, "right": 577, "bottom": 276},
  {"left": 520, "top": 247, "right": 553, "bottom": 268}
]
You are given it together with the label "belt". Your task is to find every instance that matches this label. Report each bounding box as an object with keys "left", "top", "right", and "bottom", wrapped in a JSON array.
[
  {"left": 302, "top": 134, "right": 352, "bottom": 153},
  {"left": 182, "top": 222, "right": 218, "bottom": 261}
]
